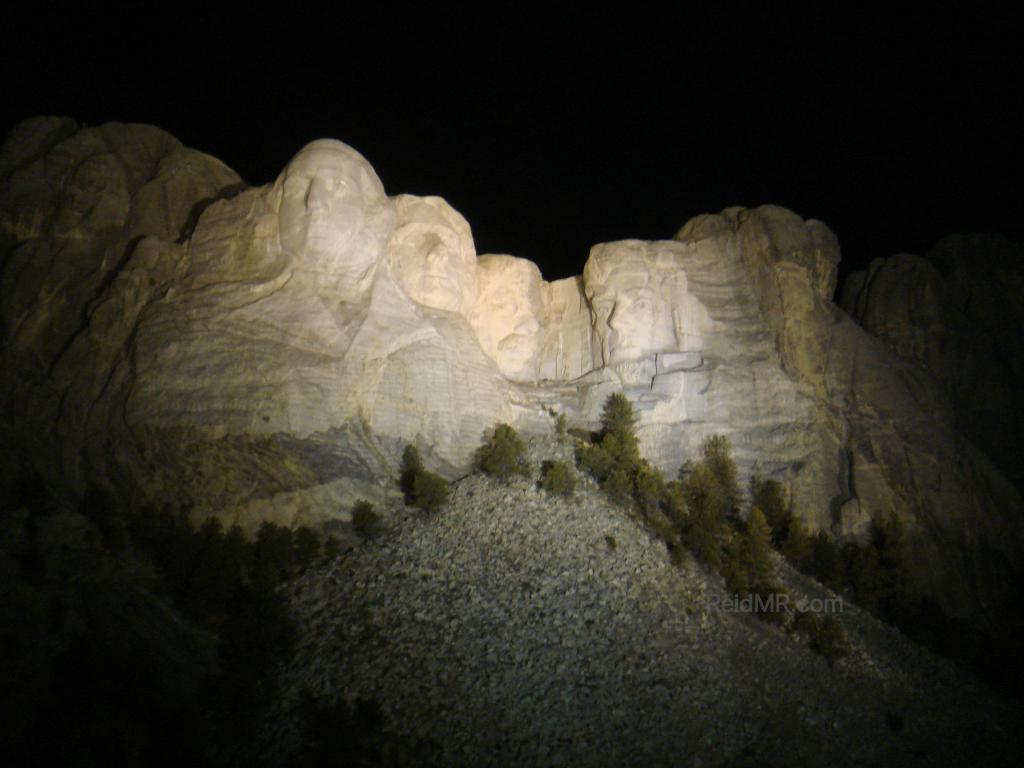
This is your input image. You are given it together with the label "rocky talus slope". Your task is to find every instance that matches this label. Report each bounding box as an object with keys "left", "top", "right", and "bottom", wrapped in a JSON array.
[{"left": 253, "top": 438, "right": 1024, "bottom": 767}]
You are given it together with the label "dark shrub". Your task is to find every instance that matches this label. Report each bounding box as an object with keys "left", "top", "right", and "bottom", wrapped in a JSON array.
[
  {"left": 540, "top": 460, "right": 576, "bottom": 496},
  {"left": 351, "top": 499, "right": 384, "bottom": 540},
  {"left": 399, "top": 445, "right": 424, "bottom": 502},
  {"left": 475, "top": 423, "right": 530, "bottom": 481},
  {"left": 809, "top": 614, "right": 850, "bottom": 665},
  {"left": 749, "top": 476, "right": 788, "bottom": 544},
  {"left": 412, "top": 471, "right": 449, "bottom": 513},
  {"left": 398, "top": 444, "right": 450, "bottom": 513},
  {"left": 780, "top": 513, "right": 812, "bottom": 568}
]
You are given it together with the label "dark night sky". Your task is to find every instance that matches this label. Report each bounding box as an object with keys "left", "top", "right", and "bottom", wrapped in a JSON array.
[{"left": 4, "top": 8, "right": 1021, "bottom": 285}]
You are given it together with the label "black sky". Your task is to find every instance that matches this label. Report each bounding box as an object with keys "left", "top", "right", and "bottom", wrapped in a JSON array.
[{"left": 4, "top": 8, "right": 1021, "bottom": 285}]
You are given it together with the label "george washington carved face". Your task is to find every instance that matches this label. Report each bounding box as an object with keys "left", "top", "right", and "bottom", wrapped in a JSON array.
[{"left": 275, "top": 139, "right": 394, "bottom": 301}]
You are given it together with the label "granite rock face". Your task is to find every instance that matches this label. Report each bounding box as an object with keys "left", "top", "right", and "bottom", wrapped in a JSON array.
[
  {"left": 1, "top": 117, "right": 1021, "bottom": 627},
  {"left": 839, "top": 235, "right": 1024, "bottom": 490}
]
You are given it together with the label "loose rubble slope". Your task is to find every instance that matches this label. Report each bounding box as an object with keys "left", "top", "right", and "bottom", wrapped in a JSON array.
[{"left": 258, "top": 437, "right": 1024, "bottom": 767}]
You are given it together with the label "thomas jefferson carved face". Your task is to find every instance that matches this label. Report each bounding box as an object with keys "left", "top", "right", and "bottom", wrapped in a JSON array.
[
  {"left": 275, "top": 139, "right": 393, "bottom": 301},
  {"left": 474, "top": 255, "right": 543, "bottom": 380},
  {"left": 389, "top": 195, "right": 477, "bottom": 315},
  {"left": 583, "top": 241, "right": 688, "bottom": 365}
]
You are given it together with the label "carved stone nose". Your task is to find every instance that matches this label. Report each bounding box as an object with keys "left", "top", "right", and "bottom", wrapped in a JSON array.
[{"left": 306, "top": 178, "right": 331, "bottom": 211}]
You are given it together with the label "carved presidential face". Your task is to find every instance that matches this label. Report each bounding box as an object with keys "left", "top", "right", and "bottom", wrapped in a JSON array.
[
  {"left": 389, "top": 195, "right": 477, "bottom": 315},
  {"left": 583, "top": 242, "right": 686, "bottom": 365},
  {"left": 275, "top": 139, "right": 393, "bottom": 301},
  {"left": 474, "top": 255, "right": 543, "bottom": 380}
]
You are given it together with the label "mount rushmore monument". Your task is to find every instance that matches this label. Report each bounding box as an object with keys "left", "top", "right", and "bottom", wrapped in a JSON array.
[{"left": 1, "top": 117, "right": 1021, "bottom": 627}]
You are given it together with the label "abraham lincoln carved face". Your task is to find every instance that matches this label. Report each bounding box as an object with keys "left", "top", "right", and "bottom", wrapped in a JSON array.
[{"left": 583, "top": 241, "right": 690, "bottom": 365}]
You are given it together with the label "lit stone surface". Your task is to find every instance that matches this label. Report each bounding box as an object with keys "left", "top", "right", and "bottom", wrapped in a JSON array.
[
  {"left": 276, "top": 139, "right": 394, "bottom": 301},
  {"left": 538, "top": 275, "right": 593, "bottom": 382},
  {"left": 389, "top": 194, "right": 477, "bottom": 315},
  {"left": 472, "top": 254, "right": 544, "bottom": 380},
  {"left": 582, "top": 240, "right": 708, "bottom": 366}
]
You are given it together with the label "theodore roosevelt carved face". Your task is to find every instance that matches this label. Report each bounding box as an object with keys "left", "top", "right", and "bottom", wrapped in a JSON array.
[
  {"left": 275, "top": 139, "right": 394, "bottom": 301},
  {"left": 389, "top": 195, "right": 477, "bottom": 315},
  {"left": 583, "top": 241, "right": 690, "bottom": 365},
  {"left": 473, "top": 255, "right": 544, "bottom": 380}
]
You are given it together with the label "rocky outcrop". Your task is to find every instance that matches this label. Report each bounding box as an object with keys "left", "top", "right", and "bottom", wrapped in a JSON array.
[
  {"left": 839, "top": 235, "right": 1024, "bottom": 490},
  {"left": 1, "top": 117, "right": 1021, "bottom": 630},
  {"left": 681, "top": 209, "right": 1024, "bottom": 619},
  {"left": 0, "top": 117, "right": 243, "bottom": 499}
]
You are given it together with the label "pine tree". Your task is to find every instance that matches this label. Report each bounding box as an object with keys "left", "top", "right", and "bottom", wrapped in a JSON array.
[
  {"left": 600, "top": 392, "right": 638, "bottom": 441},
  {"left": 633, "top": 461, "right": 665, "bottom": 518},
  {"left": 476, "top": 423, "right": 530, "bottom": 481},
  {"left": 743, "top": 506, "right": 775, "bottom": 589},
  {"left": 540, "top": 460, "right": 576, "bottom": 496},
  {"left": 780, "top": 513, "right": 811, "bottom": 567},
  {"left": 750, "top": 476, "right": 788, "bottom": 544},
  {"left": 398, "top": 443, "right": 450, "bottom": 512},
  {"left": 682, "top": 461, "right": 725, "bottom": 570},
  {"left": 400, "top": 445, "right": 424, "bottom": 500},
  {"left": 412, "top": 471, "right": 449, "bottom": 512},
  {"left": 701, "top": 435, "right": 739, "bottom": 516},
  {"left": 352, "top": 499, "right": 384, "bottom": 540}
]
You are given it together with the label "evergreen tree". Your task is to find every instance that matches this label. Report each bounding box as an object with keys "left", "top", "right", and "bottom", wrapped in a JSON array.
[
  {"left": 539, "top": 460, "right": 576, "bottom": 496},
  {"left": 701, "top": 435, "right": 739, "bottom": 516},
  {"left": 475, "top": 423, "right": 530, "bottom": 481},
  {"left": 412, "top": 471, "right": 449, "bottom": 512},
  {"left": 663, "top": 479, "right": 687, "bottom": 530},
  {"left": 600, "top": 392, "right": 638, "bottom": 443},
  {"left": 399, "top": 445, "right": 424, "bottom": 501},
  {"left": 721, "top": 507, "right": 775, "bottom": 596},
  {"left": 633, "top": 462, "right": 666, "bottom": 518},
  {"left": 351, "top": 499, "right": 384, "bottom": 540},
  {"left": 399, "top": 443, "right": 450, "bottom": 513},
  {"left": 750, "top": 476, "right": 788, "bottom": 545},
  {"left": 780, "top": 513, "right": 812, "bottom": 567},
  {"left": 743, "top": 506, "right": 775, "bottom": 589},
  {"left": 681, "top": 462, "right": 726, "bottom": 571}
]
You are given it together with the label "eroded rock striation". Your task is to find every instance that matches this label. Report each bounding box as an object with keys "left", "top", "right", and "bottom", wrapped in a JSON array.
[{"left": 1, "top": 117, "right": 1021, "bottom": 629}]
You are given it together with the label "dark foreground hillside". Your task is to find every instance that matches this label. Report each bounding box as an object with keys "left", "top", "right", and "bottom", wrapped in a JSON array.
[{"left": 251, "top": 435, "right": 1024, "bottom": 767}]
